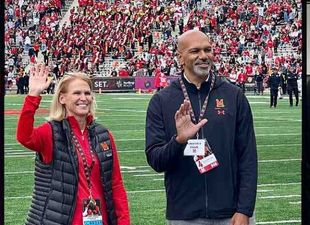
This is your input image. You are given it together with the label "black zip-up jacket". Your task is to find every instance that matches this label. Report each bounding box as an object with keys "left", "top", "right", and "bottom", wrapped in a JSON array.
[
  {"left": 286, "top": 71, "right": 298, "bottom": 90},
  {"left": 268, "top": 73, "right": 281, "bottom": 90},
  {"left": 145, "top": 74, "right": 257, "bottom": 220}
]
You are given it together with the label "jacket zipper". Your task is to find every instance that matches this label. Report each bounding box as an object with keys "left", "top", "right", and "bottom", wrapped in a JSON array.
[{"left": 198, "top": 90, "right": 208, "bottom": 216}]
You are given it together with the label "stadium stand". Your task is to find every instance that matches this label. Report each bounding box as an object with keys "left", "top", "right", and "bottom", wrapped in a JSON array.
[{"left": 4, "top": 0, "right": 302, "bottom": 93}]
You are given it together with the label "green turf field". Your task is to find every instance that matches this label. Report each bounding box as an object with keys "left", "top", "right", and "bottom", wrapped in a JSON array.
[{"left": 4, "top": 93, "right": 301, "bottom": 225}]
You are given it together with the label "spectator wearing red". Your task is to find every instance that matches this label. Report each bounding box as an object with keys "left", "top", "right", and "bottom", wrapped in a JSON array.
[
  {"left": 119, "top": 67, "right": 129, "bottom": 77},
  {"left": 237, "top": 68, "right": 247, "bottom": 93}
]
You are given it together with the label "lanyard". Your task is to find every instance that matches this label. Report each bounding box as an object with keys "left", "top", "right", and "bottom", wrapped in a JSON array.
[
  {"left": 179, "top": 73, "right": 215, "bottom": 125},
  {"left": 71, "top": 131, "right": 95, "bottom": 198}
]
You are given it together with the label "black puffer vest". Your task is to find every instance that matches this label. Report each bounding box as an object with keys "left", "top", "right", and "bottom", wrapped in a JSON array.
[{"left": 24, "top": 119, "right": 117, "bottom": 225}]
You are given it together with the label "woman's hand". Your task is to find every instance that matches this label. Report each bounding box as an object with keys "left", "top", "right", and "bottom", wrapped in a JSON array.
[{"left": 28, "top": 63, "right": 52, "bottom": 96}]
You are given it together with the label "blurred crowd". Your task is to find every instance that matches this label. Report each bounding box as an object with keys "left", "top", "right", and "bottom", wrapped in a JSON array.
[{"left": 4, "top": 0, "right": 302, "bottom": 94}]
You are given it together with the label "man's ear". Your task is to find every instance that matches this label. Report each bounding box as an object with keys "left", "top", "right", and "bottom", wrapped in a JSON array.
[{"left": 177, "top": 52, "right": 184, "bottom": 66}]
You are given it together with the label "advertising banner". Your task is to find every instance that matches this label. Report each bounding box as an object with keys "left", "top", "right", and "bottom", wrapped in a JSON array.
[
  {"left": 135, "top": 76, "right": 178, "bottom": 91},
  {"left": 92, "top": 77, "right": 135, "bottom": 92}
]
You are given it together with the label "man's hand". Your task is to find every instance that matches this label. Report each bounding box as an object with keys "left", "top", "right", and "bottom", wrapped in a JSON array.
[
  {"left": 28, "top": 63, "right": 52, "bottom": 96},
  {"left": 174, "top": 99, "right": 207, "bottom": 144},
  {"left": 230, "top": 212, "right": 249, "bottom": 225}
]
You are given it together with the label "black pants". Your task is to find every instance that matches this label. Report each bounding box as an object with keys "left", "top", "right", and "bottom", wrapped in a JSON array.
[
  {"left": 257, "top": 81, "right": 263, "bottom": 94},
  {"left": 270, "top": 89, "right": 278, "bottom": 107},
  {"left": 288, "top": 87, "right": 299, "bottom": 106},
  {"left": 282, "top": 83, "right": 287, "bottom": 95}
]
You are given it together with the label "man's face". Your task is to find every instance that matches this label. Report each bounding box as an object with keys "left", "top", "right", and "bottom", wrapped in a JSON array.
[{"left": 178, "top": 36, "right": 214, "bottom": 78}]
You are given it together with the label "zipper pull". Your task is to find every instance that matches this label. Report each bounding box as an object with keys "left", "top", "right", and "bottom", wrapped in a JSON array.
[{"left": 81, "top": 130, "right": 84, "bottom": 140}]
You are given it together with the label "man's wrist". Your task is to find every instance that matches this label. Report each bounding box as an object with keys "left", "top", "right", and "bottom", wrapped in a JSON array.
[{"left": 175, "top": 135, "right": 187, "bottom": 144}]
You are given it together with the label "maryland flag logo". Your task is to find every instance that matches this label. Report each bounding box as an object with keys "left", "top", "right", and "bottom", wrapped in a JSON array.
[
  {"left": 101, "top": 142, "right": 109, "bottom": 151},
  {"left": 216, "top": 99, "right": 225, "bottom": 108}
]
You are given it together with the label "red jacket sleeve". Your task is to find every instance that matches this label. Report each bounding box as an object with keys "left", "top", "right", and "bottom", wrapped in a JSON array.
[
  {"left": 16, "top": 95, "right": 53, "bottom": 164},
  {"left": 109, "top": 131, "right": 131, "bottom": 225}
]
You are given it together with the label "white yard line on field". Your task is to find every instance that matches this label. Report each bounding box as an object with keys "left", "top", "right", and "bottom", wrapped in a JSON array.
[
  {"left": 97, "top": 108, "right": 146, "bottom": 113},
  {"left": 4, "top": 192, "right": 300, "bottom": 200},
  {"left": 259, "top": 195, "right": 300, "bottom": 199},
  {"left": 134, "top": 174, "right": 164, "bottom": 177},
  {"left": 256, "top": 133, "right": 300, "bottom": 137},
  {"left": 5, "top": 170, "right": 150, "bottom": 175},
  {"left": 254, "top": 117, "right": 301, "bottom": 122},
  {"left": 259, "top": 159, "right": 300, "bottom": 162},
  {"left": 4, "top": 143, "right": 302, "bottom": 148},
  {"left": 258, "top": 182, "right": 300, "bottom": 187},
  {"left": 289, "top": 201, "right": 301, "bottom": 204},
  {"left": 257, "top": 190, "right": 274, "bottom": 193},
  {"left": 256, "top": 220, "right": 301, "bottom": 224}
]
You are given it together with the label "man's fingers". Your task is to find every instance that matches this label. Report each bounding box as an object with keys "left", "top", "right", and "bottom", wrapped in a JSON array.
[
  {"left": 196, "top": 118, "right": 208, "bottom": 128},
  {"left": 175, "top": 110, "right": 180, "bottom": 120},
  {"left": 179, "top": 103, "right": 185, "bottom": 116}
]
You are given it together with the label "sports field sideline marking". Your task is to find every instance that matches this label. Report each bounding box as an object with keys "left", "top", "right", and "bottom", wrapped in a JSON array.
[
  {"left": 256, "top": 220, "right": 301, "bottom": 224},
  {"left": 5, "top": 169, "right": 151, "bottom": 175},
  {"left": 4, "top": 192, "right": 301, "bottom": 200},
  {"left": 3, "top": 151, "right": 302, "bottom": 163},
  {"left": 4, "top": 143, "right": 301, "bottom": 147},
  {"left": 260, "top": 195, "right": 300, "bottom": 199},
  {"left": 4, "top": 123, "right": 301, "bottom": 130},
  {"left": 289, "top": 201, "right": 301, "bottom": 204},
  {"left": 3, "top": 133, "right": 301, "bottom": 141},
  {"left": 254, "top": 117, "right": 301, "bottom": 122},
  {"left": 5, "top": 133, "right": 293, "bottom": 143},
  {"left": 259, "top": 159, "right": 300, "bottom": 162}
]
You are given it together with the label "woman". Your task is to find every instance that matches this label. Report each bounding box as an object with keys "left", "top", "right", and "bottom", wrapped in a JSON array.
[{"left": 16, "top": 63, "right": 130, "bottom": 225}]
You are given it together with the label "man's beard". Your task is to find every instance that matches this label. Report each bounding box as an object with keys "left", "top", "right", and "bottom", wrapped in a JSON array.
[{"left": 193, "top": 60, "right": 213, "bottom": 78}]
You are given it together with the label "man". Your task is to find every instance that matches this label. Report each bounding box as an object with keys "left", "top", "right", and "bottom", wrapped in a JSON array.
[
  {"left": 285, "top": 66, "right": 299, "bottom": 107},
  {"left": 268, "top": 67, "right": 281, "bottom": 108},
  {"left": 254, "top": 71, "right": 264, "bottom": 95},
  {"left": 145, "top": 30, "right": 257, "bottom": 225}
]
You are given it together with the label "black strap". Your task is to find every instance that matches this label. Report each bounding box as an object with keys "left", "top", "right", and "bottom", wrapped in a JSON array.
[{"left": 178, "top": 73, "right": 215, "bottom": 124}]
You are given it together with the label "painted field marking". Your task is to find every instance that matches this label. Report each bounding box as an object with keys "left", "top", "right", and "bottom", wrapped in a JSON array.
[
  {"left": 289, "top": 201, "right": 301, "bottom": 205},
  {"left": 256, "top": 220, "right": 301, "bottom": 224},
  {"left": 4, "top": 192, "right": 301, "bottom": 200},
  {"left": 259, "top": 195, "right": 300, "bottom": 199},
  {"left": 4, "top": 143, "right": 302, "bottom": 148},
  {"left": 257, "top": 182, "right": 300, "bottom": 187}
]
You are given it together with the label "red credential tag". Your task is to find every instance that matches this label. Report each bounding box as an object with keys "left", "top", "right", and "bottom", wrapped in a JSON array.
[{"left": 194, "top": 153, "right": 219, "bottom": 174}]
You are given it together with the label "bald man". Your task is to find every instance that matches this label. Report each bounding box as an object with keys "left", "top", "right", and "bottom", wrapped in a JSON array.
[{"left": 145, "top": 30, "right": 257, "bottom": 225}]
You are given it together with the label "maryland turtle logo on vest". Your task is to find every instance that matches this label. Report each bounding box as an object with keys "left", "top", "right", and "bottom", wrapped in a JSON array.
[{"left": 101, "top": 142, "right": 109, "bottom": 151}]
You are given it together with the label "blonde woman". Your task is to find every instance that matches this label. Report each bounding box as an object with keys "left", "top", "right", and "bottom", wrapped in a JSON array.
[{"left": 16, "top": 63, "right": 130, "bottom": 225}]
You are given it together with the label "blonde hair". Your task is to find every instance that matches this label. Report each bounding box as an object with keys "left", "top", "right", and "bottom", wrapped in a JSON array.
[{"left": 49, "top": 72, "right": 96, "bottom": 121}]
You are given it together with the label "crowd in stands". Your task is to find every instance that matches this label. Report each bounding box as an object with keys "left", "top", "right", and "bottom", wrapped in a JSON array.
[
  {"left": 4, "top": 0, "right": 66, "bottom": 92},
  {"left": 4, "top": 0, "right": 302, "bottom": 94}
]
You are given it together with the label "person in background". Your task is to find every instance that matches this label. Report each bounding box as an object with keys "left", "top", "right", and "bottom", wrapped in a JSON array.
[
  {"left": 145, "top": 30, "right": 257, "bottom": 225},
  {"left": 268, "top": 67, "right": 281, "bottom": 108},
  {"left": 254, "top": 71, "right": 264, "bottom": 95},
  {"left": 237, "top": 68, "right": 247, "bottom": 93},
  {"left": 16, "top": 63, "right": 130, "bottom": 225},
  {"left": 286, "top": 66, "right": 299, "bottom": 107}
]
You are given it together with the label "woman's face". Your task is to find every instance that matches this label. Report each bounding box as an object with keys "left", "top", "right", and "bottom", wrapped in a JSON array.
[{"left": 59, "top": 79, "right": 93, "bottom": 119}]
